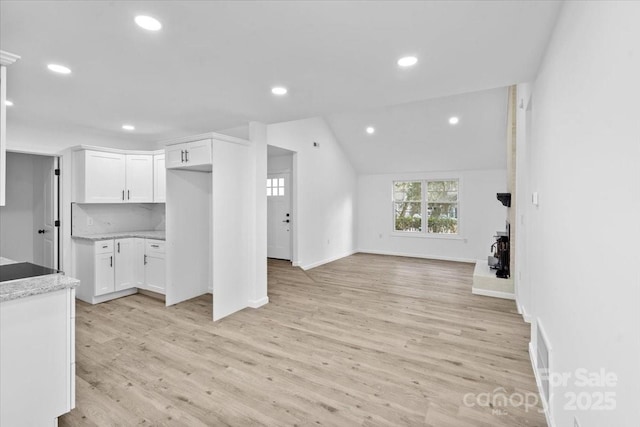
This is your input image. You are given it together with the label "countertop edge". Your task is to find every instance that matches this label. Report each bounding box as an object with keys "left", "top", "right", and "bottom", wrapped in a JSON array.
[{"left": 0, "top": 276, "right": 80, "bottom": 303}]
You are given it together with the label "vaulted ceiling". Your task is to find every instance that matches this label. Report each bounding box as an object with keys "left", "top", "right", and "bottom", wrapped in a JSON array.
[{"left": 1, "top": 1, "right": 561, "bottom": 170}]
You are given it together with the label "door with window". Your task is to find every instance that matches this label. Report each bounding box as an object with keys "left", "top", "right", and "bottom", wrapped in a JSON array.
[{"left": 267, "top": 173, "right": 291, "bottom": 260}]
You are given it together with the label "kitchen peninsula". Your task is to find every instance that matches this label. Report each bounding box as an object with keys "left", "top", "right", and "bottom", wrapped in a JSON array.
[{"left": 0, "top": 256, "right": 79, "bottom": 426}]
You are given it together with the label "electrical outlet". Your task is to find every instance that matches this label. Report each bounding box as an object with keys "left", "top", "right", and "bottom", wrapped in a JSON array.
[
  {"left": 574, "top": 416, "right": 580, "bottom": 427},
  {"left": 87, "top": 217, "right": 94, "bottom": 226}
]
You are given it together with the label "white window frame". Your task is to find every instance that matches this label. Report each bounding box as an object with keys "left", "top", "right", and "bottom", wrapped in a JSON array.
[{"left": 391, "top": 178, "right": 462, "bottom": 239}]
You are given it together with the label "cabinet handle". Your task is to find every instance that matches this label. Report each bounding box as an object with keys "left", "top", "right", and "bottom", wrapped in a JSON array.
[
  {"left": 144, "top": 254, "right": 147, "bottom": 265},
  {"left": 102, "top": 245, "right": 108, "bottom": 249},
  {"left": 151, "top": 244, "right": 159, "bottom": 248},
  {"left": 117, "top": 242, "right": 120, "bottom": 253},
  {"left": 127, "top": 190, "right": 130, "bottom": 200},
  {"left": 181, "top": 150, "right": 185, "bottom": 163},
  {"left": 185, "top": 150, "right": 189, "bottom": 162},
  {"left": 122, "top": 190, "right": 125, "bottom": 200},
  {"left": 110, "top": 256, "right": 113, "bottom": 267}
]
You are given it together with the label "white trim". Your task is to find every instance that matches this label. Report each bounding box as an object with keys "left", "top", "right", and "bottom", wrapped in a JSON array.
[
  {"left": 300, "top": 250, "right": 356, "bottom": 270},
  {"left": 358, "top": 249, "right": 475, "bottom": 264},
  {"left": 160, "top": 131, "right": 250, "bottom": 147},
  {"left": 68, "top": 145, "right": 160, "bottom": 156},
  {"left": 390, "top": 232, "right": 466, "bottom": 241},
  {"left": 471, "top": 287, "right": 515, "bottom": 300},
  {"left": 291, "top": 261, "right": 301, "bottom": 267},
  {"left": 518, "top": 303, "right": 532, "bottom": 323},
  {"left": 248, "top": 296, "right": 269, "bottom": 308},
  {"left": 0, "top": 50, "right": 20, "bottom": 66},
  {"left": 529, "top": 342, "right": 555, "bottom": 427}
]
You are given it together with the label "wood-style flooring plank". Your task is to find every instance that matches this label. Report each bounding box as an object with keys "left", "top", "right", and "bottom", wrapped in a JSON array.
[{"left": 60, "top": 254, "right": 545, "bottom": 426}]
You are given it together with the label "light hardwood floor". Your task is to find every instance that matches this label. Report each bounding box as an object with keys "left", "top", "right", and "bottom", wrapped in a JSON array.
[{"left": 60, "top": 254, "right": 545, "bottom": 426}]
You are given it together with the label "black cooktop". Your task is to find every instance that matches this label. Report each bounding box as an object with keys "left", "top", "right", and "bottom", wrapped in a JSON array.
[{"left": 0, "top": 262, "right": 61, "bottom": 283}]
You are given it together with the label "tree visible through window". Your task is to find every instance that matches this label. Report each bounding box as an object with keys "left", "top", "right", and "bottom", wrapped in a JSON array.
[{"left": 393, "top": 180, "right": 458, "bottom": 234}]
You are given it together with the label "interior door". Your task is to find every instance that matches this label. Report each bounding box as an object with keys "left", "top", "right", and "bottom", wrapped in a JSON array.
[
  {"left": 267, "top": 172, "right": 291, "bottom": 260},
  {"left": 42, "top": 156, "right": 58, "bottom": 269}
]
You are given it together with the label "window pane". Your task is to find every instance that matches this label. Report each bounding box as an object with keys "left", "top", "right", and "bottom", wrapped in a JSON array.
[
  {"left": 393, "top": 181, "right": 421, "bottom": 202},
  {"left": 394, "top": 202, "right": 422, "bottom": 232},
  {"left": 428, "top": 180, "right": 457, "bottom": 202},
  {"left": 267, "top": 188, "right": 272, "bottom": 196},
  {"left": 278, "top": 187, "right": 285, "bottom": 196},
  {"left": 427, "top": 203, "right": 458, "bottom": 234},
  {"left": 267, "top": 179, "right": 272, "bottom": 187},
  {"left": 278, "top": 178, "right": 284, "bottom": 187}
]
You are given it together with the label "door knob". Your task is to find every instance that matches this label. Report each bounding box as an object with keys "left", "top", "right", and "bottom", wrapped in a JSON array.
[
  {"left": 282, "top": 219, "right": 290, "bottom": 223},
  {"left": 37, "top": 229, "right": 47, "bottom": 234}
]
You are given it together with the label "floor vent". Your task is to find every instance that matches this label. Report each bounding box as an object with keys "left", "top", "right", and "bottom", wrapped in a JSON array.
[{"left": 536, "top": 323, "right": 551, "bottom": 404}]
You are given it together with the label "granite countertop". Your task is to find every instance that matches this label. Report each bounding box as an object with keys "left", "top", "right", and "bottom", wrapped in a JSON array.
[
  {"left": 71, "top": 230, "right": 166, "bottom": 241},
  {"left": 0, "top": 257, "right": 80, "bottom": 303}
]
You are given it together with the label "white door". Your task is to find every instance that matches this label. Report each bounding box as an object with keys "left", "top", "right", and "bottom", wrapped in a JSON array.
[
  {"left": 183, "top": 139, "right": 212, "bottom": 167},
  {"left": 145, "top": 253, "right": 165, "bottom": 294},
  {"left": 165, "top": 145, "right": 185, "bottom": 169},
  {"left": 41, "top": 157, "right": 58, "bottom": 269},
  {"left": 84, "top": 151, "right": 126, "bottom": 203},
  {"left": 125, "top": 154, "right": 153, "bottom": 202},
  {"left": 114, "top": 238, "right": 136, "bottom": 291},
  {"left": 267, "top": 173, "right": 291, "bottom": 260},
  {"left": 94, "top": 252, "right": 115, "bottom": 296}
]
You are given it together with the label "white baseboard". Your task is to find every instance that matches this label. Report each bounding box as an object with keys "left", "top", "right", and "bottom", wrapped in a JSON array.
[
  {"left": 529, "top": 342, "right": 554, "bottom": 427},
  {"left": 85, "top": 288, "right": 137, "bottom": 305},
  {"left": 357, "top": 249, "right": 475, "bottom": 264},
  {"left": 248, "top": 296, "right": 269, "bottom": 308},
  {"left": 471, "top": 287, "right": 516, "bottom": 300},
  {"left": 300, "top": 250, "right": 356, "bottom": 270},
  {"left": 518, "top": 303, "right": 532, "bottom": 323}
]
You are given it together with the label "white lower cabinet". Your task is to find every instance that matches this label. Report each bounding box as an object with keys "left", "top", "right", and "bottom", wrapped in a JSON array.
[
  {"left": 75, "top": 237, "right": 165, "bottom": 304},
  {"left": 144, "top": 239, "right": 166, "bottom": 293}
]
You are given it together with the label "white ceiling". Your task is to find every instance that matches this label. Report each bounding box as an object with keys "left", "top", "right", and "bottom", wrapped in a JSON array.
[
  {"left": 1, "top": 1, "right": 560, "bottom": 168},
  {"left": 327, "top": 87, "right": 508, "bottom": 174}
]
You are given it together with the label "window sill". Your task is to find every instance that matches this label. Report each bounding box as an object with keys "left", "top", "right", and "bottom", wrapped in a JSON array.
[{"left": 391, "top": 232, "right": 467, "bottom": 241}]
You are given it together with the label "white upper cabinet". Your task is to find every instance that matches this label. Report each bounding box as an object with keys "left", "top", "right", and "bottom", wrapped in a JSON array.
[
  {"left": 73, "top": 148, "right": 158, "bottom": 203},
  {"left": 153, "top": 153, "right": 166, "bottom": 203},
  {"left": 165, "top": 139, "right": 212, "bottom": 171},
  {"left": 75, "top": 150, "right": 126, "bottom": 203},
  {"left": 125, "top": 154, "right": 153, "bottom": 202}
]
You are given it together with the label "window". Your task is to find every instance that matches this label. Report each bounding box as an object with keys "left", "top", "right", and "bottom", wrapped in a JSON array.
[
  {"left": 393, "top": 179, "right": 458, "bottom": 234},
  {"left": 267, "top": 178, "right": 285, "bottom": 197}
]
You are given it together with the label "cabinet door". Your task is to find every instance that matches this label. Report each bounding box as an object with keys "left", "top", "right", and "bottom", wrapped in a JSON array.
[
  {"left": 153, "top": 154, "right": 166, "bottom": 202},
  {"left": 114, "top": 238, "right": 136, "bottom": 291},
  {"left": 165, "top": 145, "right": 185, "bottom": 169},
  {"left": 125, "top": 155, "right": 153, "bottom": 202},
  {"left": 144, "top": 253, "right": 165, "bottom": 294},
  {"left": 85, "top": 151, "right": 126, "bottom": 203},
  {"left": 94, "top": 252, "right": 115, "bottom": 296},
  {"left": 133, "top": 238, "right": 145, "bottom": 288},
  {"left": 184, "top": 139, "right": 212, "bottom": 167}
]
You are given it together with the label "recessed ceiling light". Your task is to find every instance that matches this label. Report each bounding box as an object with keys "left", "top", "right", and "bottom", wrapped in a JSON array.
[
  {"left": 122, "top": 124, "right": 135, "bottom": 131},
  {"left": 135, "top": 15, "right": 162, "bottom": 31},
  {"left": 397, "top": 56, "right": 418, "bottom": 67},
  {"left": 366, "top": 127, "right": 375, "bottom": 134},
  {"left": 449, "top": 116, "right": 459, "bottom": 125},
  {"left": 47, "top": 64, "right": 71, "bottom": 74},
  {"left": 5, "top": 100, "right": 13, "bottom": 107},
  {"left": 271, "top": 87, "right": 288, "bottom": 96}
]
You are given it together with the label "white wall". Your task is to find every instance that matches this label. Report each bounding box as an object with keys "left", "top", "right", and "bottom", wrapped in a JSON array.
[
  {"left": 358, "top": 169, "right": 507, "bottom": 262},
  {"left": 7, "top": 123, "right": 157, "bottom": 155},
  {"left": 267, "top": 117, "right": 357, "bottom": 269},
  {"left": 522, "top": 2, "right": 640, "bottom": 426},
  {"left": 0, "top": 152, "right": 35, "bottom": 261}
]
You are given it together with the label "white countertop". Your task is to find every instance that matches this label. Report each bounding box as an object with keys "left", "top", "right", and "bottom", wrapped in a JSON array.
[
  {"left": 71, "top": 230, "right": 166, "bottom": 241},
  {"left": 0, "top": 257, "right": 79, "bottom": 302}
]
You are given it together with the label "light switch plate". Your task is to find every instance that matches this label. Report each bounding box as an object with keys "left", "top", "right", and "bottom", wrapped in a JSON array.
[{"left": 532, "top": 192, "right": 539, "bottom": 206}]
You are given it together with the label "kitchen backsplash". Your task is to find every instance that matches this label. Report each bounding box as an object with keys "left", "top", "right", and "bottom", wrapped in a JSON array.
[{"left": 72, "top": 203, "right": 165, "bottom": 236}]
